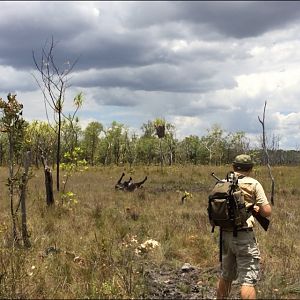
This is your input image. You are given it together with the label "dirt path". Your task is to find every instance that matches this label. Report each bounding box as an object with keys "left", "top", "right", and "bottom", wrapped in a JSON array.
[
  {"left": 144, "top": 263, "right": 217, "bottom": 299},
  {"left": 144, "top": 263, "right": 241, "bottom": 299}
]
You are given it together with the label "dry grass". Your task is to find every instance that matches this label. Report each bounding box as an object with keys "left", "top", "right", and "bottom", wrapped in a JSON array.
[{"left": 0, "top": 164, "right": 299, "bottom": 299}]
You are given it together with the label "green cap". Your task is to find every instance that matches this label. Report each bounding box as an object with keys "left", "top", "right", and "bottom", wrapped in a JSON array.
[{"left": 233, "top": 154, "right": 254, "bottom": 169}]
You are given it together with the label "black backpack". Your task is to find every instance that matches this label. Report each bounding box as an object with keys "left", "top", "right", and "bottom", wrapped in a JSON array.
[{"left": 208, "top": 172, "right": 249, "bottom": 234}]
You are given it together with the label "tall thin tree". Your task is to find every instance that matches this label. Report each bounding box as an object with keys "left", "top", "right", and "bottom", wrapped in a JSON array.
[
  {"left": 32, "top": 36, "right": 81, "bottom": 191},
  {"left": 258, "top": 101, "right": 275, "bottom": 205}
]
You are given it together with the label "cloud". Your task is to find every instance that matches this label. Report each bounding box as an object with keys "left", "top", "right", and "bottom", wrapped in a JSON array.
[
  {"left": 72, "top": 61, "right": 236, "bottom": 94},
  {"left": 0, "top": 2, "right": 100, "bottom": 69},
  {"left": 122, "top": 1, "right": 300, "bottom": 38},
  {"left": 0, "top": 66, "right": 36, "bottom": 92},
  {"left": 1, "top": 1, "right": 300, "bottom": 150}
]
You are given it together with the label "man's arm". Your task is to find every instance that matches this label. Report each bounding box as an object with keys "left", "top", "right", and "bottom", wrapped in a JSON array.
[
  {"left": 255, "top": 203, "right": 272, "bottom": 218},
  {"left": 254, "top": 181, "right": 272, "bottom": 217}
]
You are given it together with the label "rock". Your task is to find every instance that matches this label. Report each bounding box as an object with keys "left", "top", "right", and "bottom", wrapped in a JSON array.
[{"left": 181, "top": 263, "right": 195, "bottom": 272}]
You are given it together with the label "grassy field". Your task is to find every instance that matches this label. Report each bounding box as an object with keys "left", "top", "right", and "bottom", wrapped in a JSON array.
[{"left": 0, "top": 164, "right": 299, "bottom": 299}]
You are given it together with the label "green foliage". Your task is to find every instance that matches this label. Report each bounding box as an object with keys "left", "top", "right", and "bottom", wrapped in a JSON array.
[
  {"left": 0, "top": 94, "right": 26, "bottom": 157},
  {"left": 73, "top": 92, "right": 84, "bottom": 108},
  {"left": 1, "top": 116, "right": 299, "bottom": 167},
  {"left": 0, "top": 93, "right": 31, "bottom": 245},
  {"left": 61, "top": 118, "right": 82, "bottom": 156},
  {"left": 60, "top": 147, "right": 88, "bottom": 200},
  {"left": 153, "top": 118, "right": 166, "bottom": 127},
  {"left": 24, "top": 120, "right": 56, "bottom": 167},
  {"left": 82, "top": 121, "right": 103, "bottom": 165},
  {"left": 141, "top": 120, "right": 156, "bottom": 137}
]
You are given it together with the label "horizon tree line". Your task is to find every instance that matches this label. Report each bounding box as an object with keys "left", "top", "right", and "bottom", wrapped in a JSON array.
[{"left": 0, "top": 116, "right": 298, "bottom": 169}]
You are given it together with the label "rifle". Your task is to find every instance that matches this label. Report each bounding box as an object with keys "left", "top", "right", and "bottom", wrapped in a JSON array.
[
  {"left": 246, "top": 204, "right": 269, "bottom": 231},
  {"left": 210, "top": 172, "right": 270, "bottom": 231}
]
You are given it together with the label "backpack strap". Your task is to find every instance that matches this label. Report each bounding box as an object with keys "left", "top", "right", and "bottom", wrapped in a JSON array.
[
  {"left": 233, "top": 226, "right": 238, "bottom": 237},
  {"left": 219, "top": 228, "right": 223, "bottom": 264}
]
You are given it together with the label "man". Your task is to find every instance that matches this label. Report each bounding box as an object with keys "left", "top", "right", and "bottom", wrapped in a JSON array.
[{"left": 216, "top": 154, "right": 272, "bottom": 299}]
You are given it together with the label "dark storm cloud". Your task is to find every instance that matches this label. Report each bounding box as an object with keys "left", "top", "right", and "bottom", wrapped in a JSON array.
[
  {"left": 1, "top": 1, "right": 300, "bottom": 150},
  {"left": 124, "top": 1, "right": 300, "bottom": 38},
  {"left": 63, "top": 31, "right": 173, "bottom": 70},
  {"left": 3, "top": 1, "right": 298, "bottom": 73},
  {"left": 0, "top": 1, "right": 245, "bottom": 97},
  {"left": 0, "top": 2, "right": 97, "bottom": 69},
  {"left": 72, "top": 62, "right": 236, "bottom": 94}
]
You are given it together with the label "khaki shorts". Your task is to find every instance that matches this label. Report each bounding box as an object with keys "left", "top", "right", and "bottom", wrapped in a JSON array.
[{"left": 221, "top": 230, "right": 261, "bottom": 286}]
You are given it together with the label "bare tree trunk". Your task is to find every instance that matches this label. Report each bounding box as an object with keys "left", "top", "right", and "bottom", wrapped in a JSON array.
[
  {"left": 0, "top": 143, "right": 3, "bottom": 165},
  {"left": 159, "top": 138, "right": 163, "bottom": 172},
  {"left": 154, "top": 124, "right": 165, "bottom": 171},
  {"left": 56, "top": 110, "right": 61, "bottom": 191},
  {"left": 20, "top": 151, "right": 31, "bottom": 248},
  {"left": 8, "top": 133, "right": 18, "bottom": 244},
  {"left": 41, "top": 151, "right": 55, "bottom": 206},
  {"left": 258, "top": 101, "right": 275, "bottom": 205},
  {"left": 91, "top": 137, "right": 95, "bottom": 166}
]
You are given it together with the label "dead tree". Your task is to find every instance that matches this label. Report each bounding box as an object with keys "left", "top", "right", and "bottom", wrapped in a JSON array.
[
  {"left": 40, "top": 149, "right": 55, "bottom": 206},
  {"left": 154, "top": 122, "right": 165, "bottom": 172},
  {"left": 258, "top": 101, "right": 275, "bottom": 205},
  {"left": 19, "top": 151, "right": 31, "bottom": 248},
  {"left": 32, "top": 36, "right": 81, "bottom": 192}
]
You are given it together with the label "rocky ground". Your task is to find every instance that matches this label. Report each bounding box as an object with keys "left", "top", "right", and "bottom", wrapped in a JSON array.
[{"left": 143, "top": 262, "right": 240, "bottom": 299}]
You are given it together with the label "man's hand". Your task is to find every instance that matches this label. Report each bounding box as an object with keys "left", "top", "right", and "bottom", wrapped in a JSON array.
[
  {"left": 251, "top": 204, "right": 271, "bottom": 217},
  {"left": 253, "top": 205, "right": 260, "bottom": 213}
]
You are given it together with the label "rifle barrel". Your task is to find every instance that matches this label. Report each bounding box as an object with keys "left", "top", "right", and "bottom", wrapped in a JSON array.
[{"left": 211, "top": 172, "right": 222, "bottom": 182}]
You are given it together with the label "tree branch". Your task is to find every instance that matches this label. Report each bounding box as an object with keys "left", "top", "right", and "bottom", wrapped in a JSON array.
[{"left": 258, "top": 101, "right": 275, "bottom": 205}]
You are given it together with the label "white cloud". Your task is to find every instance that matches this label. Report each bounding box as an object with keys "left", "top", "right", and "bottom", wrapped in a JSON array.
[
  {"left": 1, "top": 1, "right": 300, "bottom": 150},
  {"left": 171, "top": 116, "right": 207, "bottom": 140},
  {"left": 0, "top": 66, "right": 35, "bottom": 92}
]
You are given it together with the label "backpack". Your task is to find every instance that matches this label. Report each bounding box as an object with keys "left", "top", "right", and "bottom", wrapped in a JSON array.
[{"left": 207, "top": 171, "right": 249, "bottom": 234}]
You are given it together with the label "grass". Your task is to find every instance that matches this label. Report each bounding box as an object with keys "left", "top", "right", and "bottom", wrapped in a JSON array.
[{"left": 0, "top": 164, "right": 299, "bottom": 298}]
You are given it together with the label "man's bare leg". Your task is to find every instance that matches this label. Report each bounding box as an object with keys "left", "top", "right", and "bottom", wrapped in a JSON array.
[
  {"left": 240, "top": 284, "right": 256, "bottom": 299},
  {"left": 217, "top": 277, "right": 232, "bottom": 299}
]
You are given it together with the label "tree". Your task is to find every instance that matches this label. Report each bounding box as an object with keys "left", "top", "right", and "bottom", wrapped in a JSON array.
[
  {"left": 141, "top": 121, "right": 156, "bottom": 138},
  {"left": 25, "top": 120, "right": 56, "bottom": 168},
  {"left": 136, "top": 135, "right": 158, "bottom": 165},
  {"left": 154, "top": 118, "right": 166, "bottom": 171},
  {"left": 180, "top": 135, "right": 203, "bottom": 165},
  {"left": 124, "top": 131, "right": 138, "bottom": 168},
  {"left": 163, "top": 122, "right": 177, "bottom": 165},
  {"left": 100, "top": 121, "right": 125, "bottom": 165},
  {"left": 0, "top": 132, "right": 8, "bottom": 165},
  {"left": 82, "top": 121, "right": 103, "bottom": 165},
  {"left": 0, "top": 93, "right": 31, "bottom": 247},
  {"left": 32, "top": 37, "right": 82, "bottom": 191},
  {"left": 139, "top": 119, "right": 176, "bottom": 166},
  {"left": 202, "top": 124, "right": 225, "bottom": 165},
  {"left": 61, "top": 117, "right": 82, "bottom": 159},
  {"left": 258, "top": 101, "right": 275, "bottom": 205},
  {"left": 25, "top": 121, "right": 56, "bottom": 206},
  {"left": 225, "top": 131, "right": 250, "bottom": 164}
]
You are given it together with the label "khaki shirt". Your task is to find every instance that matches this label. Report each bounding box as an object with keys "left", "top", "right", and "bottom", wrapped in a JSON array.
[{"left": 235, "top": 172, "right": 269, "bottom": 227}]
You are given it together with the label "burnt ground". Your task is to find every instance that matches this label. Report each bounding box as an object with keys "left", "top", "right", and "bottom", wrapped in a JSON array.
[{"left": 143, "top": 263, "right": 241, "bottom": 299}]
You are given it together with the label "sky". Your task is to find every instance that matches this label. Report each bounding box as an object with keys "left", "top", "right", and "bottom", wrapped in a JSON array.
[{"left": 1, "top": 1, "right": 300, "bottom": 150}]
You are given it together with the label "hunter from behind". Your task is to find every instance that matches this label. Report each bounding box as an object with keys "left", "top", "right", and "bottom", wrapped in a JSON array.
[{"left": 211, "top": 154, "right": 272, "bottom": 299}]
